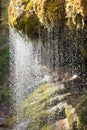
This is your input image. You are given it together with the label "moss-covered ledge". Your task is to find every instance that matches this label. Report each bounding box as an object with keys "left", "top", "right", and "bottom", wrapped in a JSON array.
[
  {"left": 14, "top": 82, "right": 87, "bottom": 130},
  {"left": 76, "top": 96, "right": 87, "bottom": 130},
  {"left": 8, "top": 0, "right": 87, "bottom": 37},
  {"left": 17, "top": 83, "right": 70, "bottom": 130},
  {"left": 8, "top": 0, "right": 42, "bottom": 39}
]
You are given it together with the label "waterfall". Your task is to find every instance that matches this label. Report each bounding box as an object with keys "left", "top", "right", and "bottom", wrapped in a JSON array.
[
  {"left": 9, "top": 28, "right": 44, "bottom": 107},
  {"left": 9, "top": 27, "right": 86, "bottom": 129}
]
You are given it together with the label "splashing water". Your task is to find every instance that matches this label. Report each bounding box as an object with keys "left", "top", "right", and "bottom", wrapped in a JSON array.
[
  {"left": 9, "top": 28, "right": 45, "bottom": 107},
  {"left": 9, "top": 27, "right": 86, "bottom": 129}
]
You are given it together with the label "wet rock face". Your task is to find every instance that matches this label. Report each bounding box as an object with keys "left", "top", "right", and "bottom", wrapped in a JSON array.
[
  {"left": 8, "top": 0, "right": 87, "bottom": 59},
  {"left": 8, "top": 0, "right": 87, "bottom": 58},
  {"left": 8, "top": 0, "right": 87, "bottom": 32}
]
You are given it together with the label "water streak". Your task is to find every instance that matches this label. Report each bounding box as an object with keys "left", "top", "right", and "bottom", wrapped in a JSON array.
[{"left": 9, "top": 28, "right": 44, "bottom": 107}]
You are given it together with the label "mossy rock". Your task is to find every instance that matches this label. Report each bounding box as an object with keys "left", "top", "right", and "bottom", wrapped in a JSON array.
[
  {"left": 8, "top": 0, "right": 42, "bottom": 39},
  {"left": 65, "top": 105, "right": 79, "bottom": 130},
  {"left": 8, "top": 0, "right": 87, "bottom": 35},
  {"left": 76, "top": 96, "right": 87, "bottom": 130},
  {"left": 33, "top": 0, "right": 65, "bottom": 28},
  {"left": 65, "top": 0, "right": 87, "bottom": 29},
  {"left": 18, "top": 83, "right": 70, "bottom": 130},
  {"left": 65, "top": 97, "right": 87, "bottom": 130},
  {"left": 7, "top": 116, "right": 17, "bottom": 128}
]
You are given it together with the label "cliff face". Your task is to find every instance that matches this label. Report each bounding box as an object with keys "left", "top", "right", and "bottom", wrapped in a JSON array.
[
  {"left": 8, "top": 1, "right": 87, "bottom": 130},
  {"left": 9, "top": 0, "right": 87, "bottom": 30},
  {"left": 8, "top": 0, "right": 64, "bottom": 30},
  {"left": 8, "top": 0, "right": 87, "bottom": 58}
]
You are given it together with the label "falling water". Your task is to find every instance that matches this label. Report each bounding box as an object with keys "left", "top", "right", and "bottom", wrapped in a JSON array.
[
  {"left": 9, "top": 27, "right": 86, "bottom": 129},
  {"left": 9, "top": 28, "right": 45, "bottom": 107}
]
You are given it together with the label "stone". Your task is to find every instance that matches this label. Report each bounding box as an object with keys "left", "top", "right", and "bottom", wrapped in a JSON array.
[
  {"left": 0, "top": 117, "right": 7, "bottom": 126},
  {"left": 55, "top": 118, "right": 70, "bottom": 130},
  {"left": 13, "top": 120, "right": 29, "bottom": 130}
]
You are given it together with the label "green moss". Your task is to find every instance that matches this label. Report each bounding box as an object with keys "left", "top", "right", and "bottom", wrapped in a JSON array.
[
  {"left": 0, "top": 46, "right": 9, "bottom": 85},
  {"left": 0, "top": 43, "right": 10, "bottom": 105},
  {"left": 7, "top": 115, "right": 17, "bottom": 128},
  {"left": 8, "top": 0, "right": 87, "bottom": 34},
  {"left": 8, "top": 0, "right": 42, "bottom": 39},
  {"left": 41, "top": 124, "right": 55, "bottom": 130},
  {"left": 18, "top": 83, "right": 57, "bottom": 117},
  {"left": 76, "top": 30, "right": 87, "bottom": 58},
  {"left": 17, "top": 83, "right": 68, "bottom": 130},
  {"left": 33, "top": 0, "right": 65, "bottom": 28},
  {"left": 24, "top": 14, "right": 41, "bottom": 38},
  {"left": 65, "top": 105, "right": 78, "bottom": 130},
  {"left": 0, "top": 35, "right": 8, "bottom": 45},
  {"left": 79, "top": 45, "right": 87, "bottom": 58},
  {"left": 0, "top": 88, "right": 11, "bottom": 105},
  {"left": 65, "top": 0, "right": 87, "bottom": 30},
  {"left": 1, "top": 0, "right": 9, "bottom": 26},
  {"left": 76, "top": 96, "right": 87, "bottom": 130}
]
